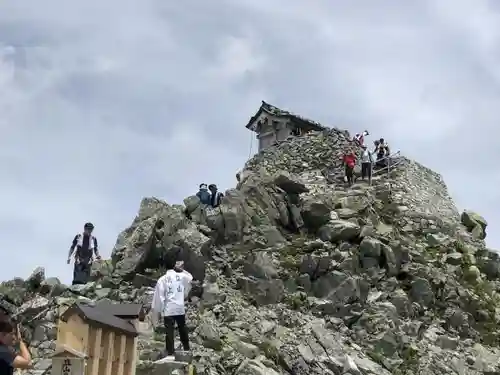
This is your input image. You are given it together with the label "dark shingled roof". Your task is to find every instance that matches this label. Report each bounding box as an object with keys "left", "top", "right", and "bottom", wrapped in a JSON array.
[
  {"left": 60, "top": 302, "right": 138, "bottom": 336},
  {"left": 95, "top": 300, "right": 144, "bottom": 319},
  {"left": 246, "top": 101, "right": 326, "bottom": 132}
]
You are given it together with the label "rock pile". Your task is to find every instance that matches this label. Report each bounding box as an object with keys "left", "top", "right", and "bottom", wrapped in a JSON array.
[{"left": 2, "top": 128, "right": 500, "bottom": 375}]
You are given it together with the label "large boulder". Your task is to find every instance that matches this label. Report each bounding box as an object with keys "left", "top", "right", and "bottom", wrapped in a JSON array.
[
  {"left": 111, "top": 198, "right": 191, "bottom": 278},
  {"left": 461, "top": 210, "right": 487, "bottom": 239}
]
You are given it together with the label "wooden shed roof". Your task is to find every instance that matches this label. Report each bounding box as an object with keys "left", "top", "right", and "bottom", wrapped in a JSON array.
[
  {"left": 95, "top": 300, "right": 144, "bottom": 319},
  {"left": 60, "top": 302, "right": 138, "bottom": 336}
]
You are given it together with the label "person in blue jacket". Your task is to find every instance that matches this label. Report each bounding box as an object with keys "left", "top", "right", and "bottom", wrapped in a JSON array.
[{"left": 196, "top": 183, "right": 211, "bottom": 205}]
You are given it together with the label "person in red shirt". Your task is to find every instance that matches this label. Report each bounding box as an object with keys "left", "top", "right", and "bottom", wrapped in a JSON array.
[{"left": 343, "top": 148, "right": 357, "bottom": 186}]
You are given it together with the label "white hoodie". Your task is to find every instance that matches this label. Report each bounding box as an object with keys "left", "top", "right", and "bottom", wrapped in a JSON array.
[{"left": 152, "top": 269, "right": 193, "bottom": 316}]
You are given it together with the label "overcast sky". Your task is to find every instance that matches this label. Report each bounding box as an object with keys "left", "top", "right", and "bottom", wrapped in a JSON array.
[{"left": 0, "top": 0, "right": 498, "bottom": 283}]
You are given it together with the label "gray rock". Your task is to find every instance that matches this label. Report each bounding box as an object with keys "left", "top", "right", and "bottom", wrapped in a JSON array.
[
  {"left": 410, "top": 277, "right": 434, "bottom": 307},
  {"left": 318, "top": 220, "right": 361, "bottom": 242},
  {"left": 26, "top": 267, "right": 45, "bottom": 289},
  {"left": 273, "top": 171, "right": 309, "bottom": 194}
]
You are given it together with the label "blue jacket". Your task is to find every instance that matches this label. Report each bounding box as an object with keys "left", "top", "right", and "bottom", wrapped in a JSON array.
[{"left": 196, "top": 189, "right": 211, "bottom": 205}]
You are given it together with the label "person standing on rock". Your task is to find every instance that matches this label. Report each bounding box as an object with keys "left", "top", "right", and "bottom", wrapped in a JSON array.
[
  {"left": 360, "top": 144, "right": 374, "bottom": 184},
  {"left": 342, "top": 148, "right": 357, "bottom": 186},
  {"left": 0, "top": 319, "right": 32, "bottom": 374},
  {"left": 375, "top": 138, "right": 390, "bottom": 168},
  {"left": 152, "top": 249, "right": 193, "bottom": 361},
  {"left": 67, "top": 222, "right": 101, "bottom": 285},
  {"left": 208, "top": 184, "right": 223, "bottom": 208},
  {"left": 196, "top": 183, "right": 211, "bottom": 205}
]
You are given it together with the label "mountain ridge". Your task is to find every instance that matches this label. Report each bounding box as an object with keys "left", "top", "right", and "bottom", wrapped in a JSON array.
[{"left": 1, "top": 125, "right": 498, "bottom": 375}]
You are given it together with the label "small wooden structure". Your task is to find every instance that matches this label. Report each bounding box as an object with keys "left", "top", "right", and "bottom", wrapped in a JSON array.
[
  {"left": 56, "top": 301, "right": 145, "bottom": 375},
  {"left": 51, "top": 345, "right": 87, "bottom": 375},
  {"left": 246, "top": 101, "right": 325, "bottom": 152}
]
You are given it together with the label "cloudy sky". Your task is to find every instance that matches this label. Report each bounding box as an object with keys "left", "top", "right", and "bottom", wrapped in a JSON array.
[{"left": 0, "top": 0, "right": 498, "bottom": 283}]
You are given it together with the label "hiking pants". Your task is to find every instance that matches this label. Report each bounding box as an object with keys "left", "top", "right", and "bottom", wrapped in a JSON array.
[
  {"left": 361, "top": 162, "right": 372, "bottom": 180},
  {"left": 345, "top": 165, "right": 354, "bottom": 185},
  {"left": 72, "top": 261, "right": 91, "bottom": 285},
  {"left": 164, "top": 315, "right": 190, "bottom": 355}
]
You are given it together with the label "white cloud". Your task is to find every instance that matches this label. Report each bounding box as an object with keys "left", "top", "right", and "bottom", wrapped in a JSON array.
[{"left": 0, "top": 0, "right": 499, "bottom": 283}]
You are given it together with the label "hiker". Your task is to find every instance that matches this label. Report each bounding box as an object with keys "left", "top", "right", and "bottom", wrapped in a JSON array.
[
  {"left": 208, "top": 184, "right": 223, "bottom": 208},
  {"left": 360, "top": 144, "right": 373, "bottom": 183},
  {"left": 353, "top": 130, "right": 369, "bottom": 146},
  {"left": 152, "top": 248, "right": 193, "bottom": 361},
  {"left": 196, "top": 183, "right": 211, "bottom": 205},
  {"left": 342, "top": 148, "right": 357, "bottom": 186},
  {"left": 0, "top": 319, "right": 32, "bottom": 374},
  {"left": 68, "top": 222, "right": 101, "bottom": 285},
  {"left": 375, "top": 138, "right": 390, "bottom": 168}
]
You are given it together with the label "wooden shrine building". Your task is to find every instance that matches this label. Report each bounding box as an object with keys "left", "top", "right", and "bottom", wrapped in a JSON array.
[
  {"left": 55, "top": 301, "right": 145, "bottom": 375},
  {"left": 246, "top": 101, "right": 326, "bottom": 152}
]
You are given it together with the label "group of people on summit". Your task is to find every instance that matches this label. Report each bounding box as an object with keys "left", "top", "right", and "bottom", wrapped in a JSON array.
[
  {"left": 343, "top": 130, "right": 392, "bottom": 186},
  {"left": 196, "top": 183, "right": 223, "bottom": 208}
]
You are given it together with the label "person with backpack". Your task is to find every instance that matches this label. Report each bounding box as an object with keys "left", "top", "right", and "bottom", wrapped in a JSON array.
[
  {"left": 208, "top": 184, "right": 223, "bottom": 208},
  {"left": 67, "top": 222, "right": 101, "bottom": 285},
  {"left": 360, "top": 144, "right": 374, "bottom": 184},
  {"left": 152, "top": 248, "right": 193, "bottom": 362},
  {"left": 196, "top": 184, "right": 211, "bottom": 205},
  {"left": 376, "top": 138, "right": 390, "bottom": 168},
  {"left": 342, "top": 148, "right": 357, "bottom": 186}
]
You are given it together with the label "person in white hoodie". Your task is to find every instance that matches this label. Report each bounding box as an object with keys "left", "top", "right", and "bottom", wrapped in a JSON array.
[
  {"left": 360, "top": 144, "right": 374, "bottom": 184},
  {"left": 152, "top": 249, "right": 193, "bottom": 360}
]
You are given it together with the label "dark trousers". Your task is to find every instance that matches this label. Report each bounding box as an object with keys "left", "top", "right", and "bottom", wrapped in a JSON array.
[
  {"left": 164, "top": 315, "right": 190, "bottom": 355},
  {"left": 345, "top": 165, "right": 354, "bottom": 185},
  {"left": 361, "top": 162, "right": 372, "bottom": 180},
  {"left": 376, "top": 153, "right": 386, "bottom": 168},
  {"left": 72, "top": 261, "right": 91, "bottom": 285}
]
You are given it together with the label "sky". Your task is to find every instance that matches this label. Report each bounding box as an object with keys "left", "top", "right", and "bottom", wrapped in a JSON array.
[{"left": 0, "top": 0, "right": 499, "bottom": 283}]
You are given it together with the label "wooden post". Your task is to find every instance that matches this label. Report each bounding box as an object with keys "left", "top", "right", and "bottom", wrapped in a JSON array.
[
  {"left": 103, "top": 331, "right": 114, "bottom": 375},
  {"left": 86, "top": 328, "right": 102, "bottom": 375},
  {"left": 115, "top": 335, "right": 127, "bottom": 375},
  {"left": 123, "top": 336, "right": 137, "bottom": 375}
]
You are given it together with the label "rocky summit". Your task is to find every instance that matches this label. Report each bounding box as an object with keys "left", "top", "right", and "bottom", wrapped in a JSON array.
[{"left": 2, "top": 127, "right": 500, "bottom": 375}]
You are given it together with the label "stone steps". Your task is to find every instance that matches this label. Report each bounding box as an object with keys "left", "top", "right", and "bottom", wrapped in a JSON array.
[
  {"left": 152, "top": 361, "right": 195, "bottom": 375},
  {"left": 151, "top": 351, "right": 196, "bottom": 375}
]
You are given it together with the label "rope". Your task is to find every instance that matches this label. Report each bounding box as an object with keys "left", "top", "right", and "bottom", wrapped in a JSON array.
[{"left": 247, "top": 131, "right": 254, "bottom": 159}]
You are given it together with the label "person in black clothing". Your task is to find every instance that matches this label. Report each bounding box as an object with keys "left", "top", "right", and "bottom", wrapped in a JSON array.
[
  {"left": 208, "top": 184, "right": 223, "bottom": 208},
  {"left": 67, "top": 222, "right": 101, "bottom": 285},
  {"left": 0, "top": 319, "right": 32, "bottom": 374}
]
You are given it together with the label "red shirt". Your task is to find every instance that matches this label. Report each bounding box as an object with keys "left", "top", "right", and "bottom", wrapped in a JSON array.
[{"left": 343, "top": 153, "right": 356, "bottom": 168}]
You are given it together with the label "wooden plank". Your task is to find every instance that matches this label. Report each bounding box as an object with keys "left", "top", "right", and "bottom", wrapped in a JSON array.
[
  {"left": 87, "top": 327, "right": 102, "bottom": 375},
  {"left": 123, "top": 336, "right": 137, "bottom": 375},
  {"left": 103, "top": 331, "right": 114, "bottom": 375},
  {"left": 116, "top": 335, "right": 126, "bottom": 375}
]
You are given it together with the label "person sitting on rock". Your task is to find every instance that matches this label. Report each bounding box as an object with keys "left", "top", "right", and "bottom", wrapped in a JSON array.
[
  {"left": 152, "top": 249, "right": 193, "bottom": 362},
  {"left": 359, "top": 144, "right": 374, "bottom": 184},
  {"left": 67, "top": 222, "right": 101, "bottom": 285},
  {"left": 196, "top": 183, "right": 211, "bottom": 205},
  {"left": 342, "top": 148, "right": 357, "bottom": 186},
  {"left": 0, "top": 319, "right": 32, "bottom": 374},
  {"left": 208, "top": 184, "right": 223, "bottom": 208}
]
